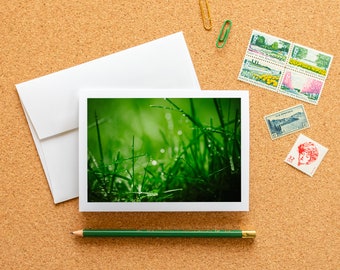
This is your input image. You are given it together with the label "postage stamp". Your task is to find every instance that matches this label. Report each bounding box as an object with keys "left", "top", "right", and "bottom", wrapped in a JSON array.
[
  {"left": 238, "top": 56, "right": 283, "bottom": 91},
  {"left": 246, "top": 30, "right": 292, "bottom": 64},
  {"left": 288, "top": 44, "right": 333, "bottom": 78},
  {"left": 238, "top": 30, "right": 333, "bottom": 105},
  {"left": 284, "top": 134, "right": 328, "bottom": 177},
  {"left": 264, "top": 104, "right": 310, "bottom": 139},
  {"left": 279, "top": 70, "right": 324, "bottom": 105}
]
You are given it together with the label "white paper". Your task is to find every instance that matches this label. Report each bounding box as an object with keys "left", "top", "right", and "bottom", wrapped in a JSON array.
[{"left": 16, "top": 32, "right": 201, "bottom": 203}]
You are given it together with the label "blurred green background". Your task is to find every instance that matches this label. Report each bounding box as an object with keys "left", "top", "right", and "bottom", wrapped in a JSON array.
[{"left": 87, "top": 98, "right": 241, "bottom": 202}]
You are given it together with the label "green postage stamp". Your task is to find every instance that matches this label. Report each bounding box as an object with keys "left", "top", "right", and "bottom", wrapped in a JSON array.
[{"left": 238, "top": 30, "right": 333, "bottom": 105}]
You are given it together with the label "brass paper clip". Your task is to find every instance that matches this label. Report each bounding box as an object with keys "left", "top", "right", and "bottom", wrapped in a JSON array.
[
  {"left": 199, "top": 0, "right": 212, "bottom": 30},
  {"left": 216, "top": 20, "right": 232, "bottom": 48}
]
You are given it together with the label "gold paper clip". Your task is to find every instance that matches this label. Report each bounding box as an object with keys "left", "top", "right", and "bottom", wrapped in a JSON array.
[
  {"left": 216, "top": 20, "right": 232, "bottom": 48},
  {"left": 199, "top": 0, "right": 212, "bottom": 30}
]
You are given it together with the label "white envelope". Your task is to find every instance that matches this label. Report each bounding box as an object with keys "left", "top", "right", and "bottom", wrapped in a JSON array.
[{"left": 16, "top": 32, "right": 201, "bottom": 203}]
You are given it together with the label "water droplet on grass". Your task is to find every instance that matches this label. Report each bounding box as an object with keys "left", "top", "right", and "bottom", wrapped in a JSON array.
[{"left": 151, "top": 160, "right": 157, "bottom": 166}]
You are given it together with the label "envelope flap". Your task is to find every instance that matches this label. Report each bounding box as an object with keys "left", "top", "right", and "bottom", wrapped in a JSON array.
[{"left": 16, "top": 32, "right": 200, "bottom": 140}]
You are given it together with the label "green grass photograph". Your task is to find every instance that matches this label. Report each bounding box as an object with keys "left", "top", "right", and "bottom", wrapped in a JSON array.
[{"left": 87, "top": 97, "right": 242, "bottom": 203}]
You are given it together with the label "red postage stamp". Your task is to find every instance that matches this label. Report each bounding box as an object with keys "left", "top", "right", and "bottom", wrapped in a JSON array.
[{"left": 284, "top": 134, "right": 328, "bottom": 177}]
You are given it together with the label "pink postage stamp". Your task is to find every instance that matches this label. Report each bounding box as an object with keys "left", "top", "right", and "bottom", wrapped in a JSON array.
[
  {"left": 284, "top": 134, "right": 328, "bottom": 177},
  {"left": 279, "top": 70, "right": 324, "bottom": 104}
]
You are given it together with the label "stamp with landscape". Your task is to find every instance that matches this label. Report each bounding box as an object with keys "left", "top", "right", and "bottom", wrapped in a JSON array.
[
  {"left": 246, "top": 30, "right": 291, "bottom": 64},
  {"left": 264, "top": 104, "right": 310, "bottom": 139},
  {"left": 288, "top": 44, "right": 333, "bottom": 78},
  {"left": 239, "top": 56, "right": 283, "bottom": 91}
]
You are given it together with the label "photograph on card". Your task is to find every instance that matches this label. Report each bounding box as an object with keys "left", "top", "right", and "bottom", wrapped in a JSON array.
[{"left": 78, "top": 89, "right": 250, "bottom": 212}]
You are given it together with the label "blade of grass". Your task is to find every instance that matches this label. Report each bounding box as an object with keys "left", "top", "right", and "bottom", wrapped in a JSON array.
[
  {"left": 95, "top": 111, "right": 104, "bottom": 166},
  {"left": 108, "top": 151, "right": 121, "bottom": 194},
  {"left": 131, "top": 136, "right": 135, "bottom": 191}
]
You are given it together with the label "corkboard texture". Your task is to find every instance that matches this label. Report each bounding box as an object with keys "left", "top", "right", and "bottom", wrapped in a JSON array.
[{"left": 1, "top": 1, "right": 339, "bottom": 269}]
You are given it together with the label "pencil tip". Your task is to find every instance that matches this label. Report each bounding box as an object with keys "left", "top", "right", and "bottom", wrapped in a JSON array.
[{"left": 70, "top": 230, "right": 83, "bottom": 236}]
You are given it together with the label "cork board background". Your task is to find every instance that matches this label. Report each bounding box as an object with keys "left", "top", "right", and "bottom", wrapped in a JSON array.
[{"left": 1, "top": 0, "right": 339, "bottom": 269}]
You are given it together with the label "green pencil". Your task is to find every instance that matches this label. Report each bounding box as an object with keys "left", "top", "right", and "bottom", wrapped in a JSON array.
[{"left": 71, "top": 229, "right": 256, "bottom": 238}]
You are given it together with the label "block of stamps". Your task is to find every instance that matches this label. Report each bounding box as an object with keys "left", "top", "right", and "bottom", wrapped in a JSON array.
[
  {"left": 284, "top": 134, "right": 328, "bottom": 177},
  {"left": 264, "top": 104, "right": 310, "bottom": 139},
  {"left": 238, "top": 30, "right": 333, "bottom": 105}
]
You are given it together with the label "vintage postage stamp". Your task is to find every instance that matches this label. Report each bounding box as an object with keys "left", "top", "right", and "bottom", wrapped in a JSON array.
[
  {"left": 264, "top": 104, "right": 310, "bottom": 139},
  {"left": 239, "top": 56, "right": 283, "bottom": 91},
  {"left": 245, "top": 30, "right": 292, "bottom": 64},
  {"left": 284, "top": 134, "right": 328, "bottom": 177},
  {"left": 288, "top": 44, "right": 333, "bottom": 78},
  {"left": 238, "top": 30, "right": 333, "bottom": 105},
  {"left": 279, "top": 70, "right": 324, "bottom": 104}
]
